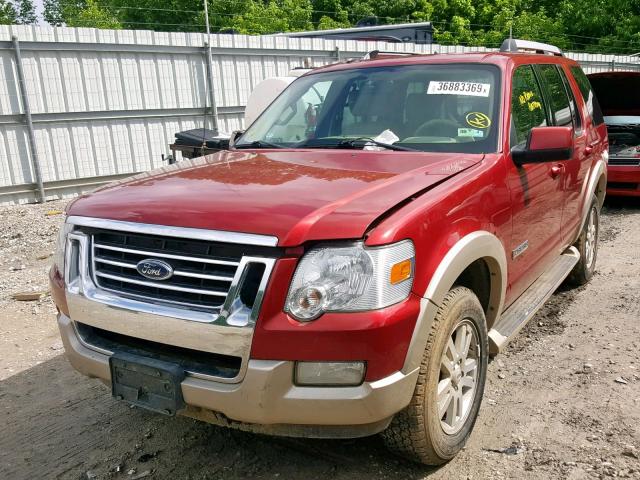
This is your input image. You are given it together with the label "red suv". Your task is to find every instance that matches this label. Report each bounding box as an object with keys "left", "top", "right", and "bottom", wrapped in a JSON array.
[
  {"left": 588, "top": 71, "right": 640, "bottom": 196},
  {"left": 50, "top": 39, "right": 607, "bottom": 465}
]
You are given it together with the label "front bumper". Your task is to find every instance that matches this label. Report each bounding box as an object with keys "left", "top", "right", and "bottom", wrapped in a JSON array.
[
  {"left": 58, "top": 313, "right": 418, "bottom": 438},
  {"left": 607, "top": 164, "right": 640, "bottom": 197}
]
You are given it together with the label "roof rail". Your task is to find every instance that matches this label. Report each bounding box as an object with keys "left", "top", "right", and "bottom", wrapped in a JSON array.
[
  {"left": 500, "top": 38, "right": 563, "bottom": 56},
  {"left": 362, "top": 50, "right": 422, "bottom": 60}
]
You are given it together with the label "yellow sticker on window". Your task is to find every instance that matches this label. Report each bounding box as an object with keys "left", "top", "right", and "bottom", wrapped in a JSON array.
[
  {"left": 466, "top": 112, "right": 491, "bottom": 129},
  {"left": 518, "top": 91, "right": 542, "bottom": 111}
]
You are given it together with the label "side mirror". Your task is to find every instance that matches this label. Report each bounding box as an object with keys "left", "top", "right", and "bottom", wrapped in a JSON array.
[
  {"left": 230, "top": 130, "right": 245, "bottom": 148},
  {"left": 512, "top": 126, "right": 573, "bottom": 165}
]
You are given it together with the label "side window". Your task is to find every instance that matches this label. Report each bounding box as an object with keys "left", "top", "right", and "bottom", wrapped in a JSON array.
[
  {"left": 570, "top": 66, "right": 605, "bottom": 125},
  {"left": 537, "top": 65, "right": 573, "bottom": 127},
  {"left": 511, "top": 65, "right": 548, "bottom": 146},
  {"left": 558, "top": 67, "right": 582, "bottom": 133}
]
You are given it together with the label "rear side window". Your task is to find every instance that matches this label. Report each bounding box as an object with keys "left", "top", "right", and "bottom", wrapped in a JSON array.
[
  {"left": 537, "top": 65, "right": 573, "bottom": 127},
  {"left": 569, "top": 66, "right": 605, "bottom": 125},
  {"left": 510, "top": 65, "right": 548, "bottom": 146},
  {"left": 558, "top": 68, "right": 582, "bottom": 133}
]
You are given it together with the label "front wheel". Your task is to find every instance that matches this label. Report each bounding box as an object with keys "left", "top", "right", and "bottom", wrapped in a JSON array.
[
  {"left": 382, "top": 286, "right": 488, "bottom": 465},
  {"left": 567, "top": 196, "right": 600, "bottom": 286}
]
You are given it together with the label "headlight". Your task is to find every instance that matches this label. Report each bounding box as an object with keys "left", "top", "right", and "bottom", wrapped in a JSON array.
[
  {"left": 285, "top": 240, "right": 415, "bottom": 321},
  {"left": 52, "top": 218, "right": 73, "bottom": 273}
]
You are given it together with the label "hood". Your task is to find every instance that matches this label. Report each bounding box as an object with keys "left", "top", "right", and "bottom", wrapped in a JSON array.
[
  {"left": 68, "top": 149, "right": 482, "bottom": 246},
  {"left": 588, "top": 72, "right": 640, "bottom": 117}
]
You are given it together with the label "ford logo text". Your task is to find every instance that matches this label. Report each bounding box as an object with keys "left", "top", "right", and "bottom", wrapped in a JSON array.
[{"left": 136, "top": 259, "right": 174, "bottom": 281}]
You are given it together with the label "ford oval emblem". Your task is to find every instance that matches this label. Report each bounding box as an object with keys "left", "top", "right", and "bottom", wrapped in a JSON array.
[{"left": 136, "top": 259, "right": 174, "bottom": 281}]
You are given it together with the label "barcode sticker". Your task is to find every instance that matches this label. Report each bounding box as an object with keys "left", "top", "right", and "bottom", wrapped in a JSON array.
[
  {"left": 427, "top": 81, "right": 491, "bottom": 97},
  {"left": 458, "top": 128, "right": 484, "bottom": 138}
]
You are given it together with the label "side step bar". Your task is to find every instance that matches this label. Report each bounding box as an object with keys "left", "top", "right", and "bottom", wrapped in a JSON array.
[{"left": 488, "top": 246, "right": 580, "bottom": 354}]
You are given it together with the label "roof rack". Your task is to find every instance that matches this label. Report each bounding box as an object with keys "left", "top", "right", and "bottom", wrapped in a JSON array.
[
  {"left": 500, "top": 38, "right": 563, "bottom": 57},
  {"left": 362, "top": 50, "right": 423, "bottom": 60}
]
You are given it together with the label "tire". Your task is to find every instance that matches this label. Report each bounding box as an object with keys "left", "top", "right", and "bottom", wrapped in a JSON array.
[
  {"left": 567, "top": 196, "right": 600, "bottom": 286},
  {"left": 382, "top": 286, "right": 489, "bottom": 465}
]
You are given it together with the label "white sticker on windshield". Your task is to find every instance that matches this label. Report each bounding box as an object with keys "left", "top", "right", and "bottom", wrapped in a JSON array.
[
  {"left": 427, "top": 81, "right": 491, "bottom": 97},
  {"left": 458, "top": 128, "right": 484, "bottom": 138}
]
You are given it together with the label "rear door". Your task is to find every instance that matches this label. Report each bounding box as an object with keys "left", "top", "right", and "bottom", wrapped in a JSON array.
[
  {"left": 535, "top": 64, "right": 592, "bottom": 244},
  {"left": 506, "top": 65, "right": 565, "bottom": 301}
]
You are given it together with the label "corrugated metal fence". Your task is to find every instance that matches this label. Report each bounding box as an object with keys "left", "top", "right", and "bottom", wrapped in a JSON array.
[{"left": 1, "top": 25, "right": 639, "bottom": 204}]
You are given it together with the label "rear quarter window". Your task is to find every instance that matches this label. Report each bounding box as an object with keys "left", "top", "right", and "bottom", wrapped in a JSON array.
[
  {"left": 537, "top": 65, "right": 574, "bottom": 127},
  {"left": 570, "top": 66, "right": 605, "bottom": 125}
]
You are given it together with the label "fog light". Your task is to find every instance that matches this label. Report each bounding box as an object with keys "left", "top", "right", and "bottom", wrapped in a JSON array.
[{"left": 295, "top": 361, "right": 365, "bottom": 386}]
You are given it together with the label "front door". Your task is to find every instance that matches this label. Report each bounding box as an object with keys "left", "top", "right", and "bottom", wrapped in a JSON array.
[
  {"left": 535, "top": 64, "right": 592, "bottom": 244},
  {"left": 505, "top": 65, "right": 566, "bottom": 303}
]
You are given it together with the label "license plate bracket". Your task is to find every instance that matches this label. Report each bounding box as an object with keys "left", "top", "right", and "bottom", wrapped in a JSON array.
[{"left": 110, "top": 352, "right": 186, "bottom": 416}]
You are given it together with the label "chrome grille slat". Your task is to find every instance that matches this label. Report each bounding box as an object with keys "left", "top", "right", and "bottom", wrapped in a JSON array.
[
  {"left": 95, "top": 283, "right": 223, "bottom": 311},
  {"left": 94, "top": 257, "right": 134, "bottom": 269},
  {"left": 608, "top": 158, "right": 640, "bottom": 166},
  {"left": 94, "top": 257, "right": 235, "bottom": 282},
  {"left": 93, "top": 243, "right": 241, "bottom": 267},
  {"left": 95, "top": 271, "right": 229, "bottom": 296}
]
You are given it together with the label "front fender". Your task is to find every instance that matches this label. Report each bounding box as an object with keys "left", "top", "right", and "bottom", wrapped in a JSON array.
[{"left": 402, "top": 231, "right": 507, "bottom": 375}]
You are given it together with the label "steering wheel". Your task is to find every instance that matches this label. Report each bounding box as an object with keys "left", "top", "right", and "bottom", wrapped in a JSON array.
[{"left": 414, "top": 119, "right": 460, "bottom": 138}]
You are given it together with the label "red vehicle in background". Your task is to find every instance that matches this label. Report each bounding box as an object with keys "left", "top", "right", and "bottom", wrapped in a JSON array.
[
  {"left": 588, "top": 71, "right": 640, "bottom": 196},
  {"left": 50, "top": 39, "right": 607, "bottom": 465}
]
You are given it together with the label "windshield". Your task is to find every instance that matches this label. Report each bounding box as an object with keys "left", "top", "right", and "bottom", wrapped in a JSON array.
[{"left": 236, "top": 64, "right": 501, "bottom": 153}]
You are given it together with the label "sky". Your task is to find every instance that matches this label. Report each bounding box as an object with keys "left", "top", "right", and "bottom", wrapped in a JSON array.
[{"left": 33, "top": 0, "right": 45, "bottom": 24}]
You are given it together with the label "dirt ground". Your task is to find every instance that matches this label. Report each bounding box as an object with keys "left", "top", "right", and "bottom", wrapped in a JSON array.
[{"left": 0, "top": 198, "right": 639, "bottom": 480}]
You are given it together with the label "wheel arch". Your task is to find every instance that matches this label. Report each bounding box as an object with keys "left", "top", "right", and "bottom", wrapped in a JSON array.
[
  {"left": 402, "top": 231, "right": 507, "bottom": 374},
  {"left": 583, "top": 159, "right": 607, "bottom": 223}
]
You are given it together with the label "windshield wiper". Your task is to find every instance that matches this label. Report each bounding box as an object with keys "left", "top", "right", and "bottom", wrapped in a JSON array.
[
  {"left": 234, "top": 140, "right": 285, "bottom": 149},
  {"left": 338, "top": 137, "right": 419, "bottom": 152},
  {"left": 295, "top": 137, "right": 419, "bottom": 151}
]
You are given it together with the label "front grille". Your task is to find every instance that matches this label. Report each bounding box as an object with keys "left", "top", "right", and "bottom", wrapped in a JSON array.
[
  {"left": 608, "top": 157, "right": 640, "bottom": 166},
  {"left": 83, "top": 228, "right": 278, "bottom": 313},
  {"left": 608, "top": 181, "right": 638, "bottom": 190}
]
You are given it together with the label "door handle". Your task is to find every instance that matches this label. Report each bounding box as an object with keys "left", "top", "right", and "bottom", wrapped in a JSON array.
[
  {"left": 550, "top": 164, "right": 564, "bottom": 178},
  {"left": 585, "top": 141, "right": 599, "bottom": 155}
]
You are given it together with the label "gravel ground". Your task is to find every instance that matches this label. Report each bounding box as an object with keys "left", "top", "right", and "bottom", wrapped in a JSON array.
[
  {"left": 0, "top": 197, "right": 639, "bottom": 480},
  {"left": 0, "top": 199, "right": 67, "bottom": 378}
]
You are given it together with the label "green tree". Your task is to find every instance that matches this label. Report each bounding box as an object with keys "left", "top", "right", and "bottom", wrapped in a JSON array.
[
  {"left": 65, "top": 0, "right": 121, "bottom": 29},
  {"left": 225, "top": 0, "right": 313, "bottom": 34},
  {"left": 15, "top": 0, "right": 36, "bottom": 24},
  {"left": 43, "top": 0, "right": 64, "bottom": 26},
  {"left": 558, "top": 0, "right": 640, "bottom": 53},
  {"left": 317, "top": 14, "right": 350, "bottom": 30},
  {"left": 0, "top": 0, "right": 17, "bottom": 24}
]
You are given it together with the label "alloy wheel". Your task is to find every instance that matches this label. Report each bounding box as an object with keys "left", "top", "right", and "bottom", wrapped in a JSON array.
[
  {"left": 437, "top": 319, "right": 480, "bottom": 435},
  {"left": 585, "top": 205, "right": 597, "bottom": 269}
]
